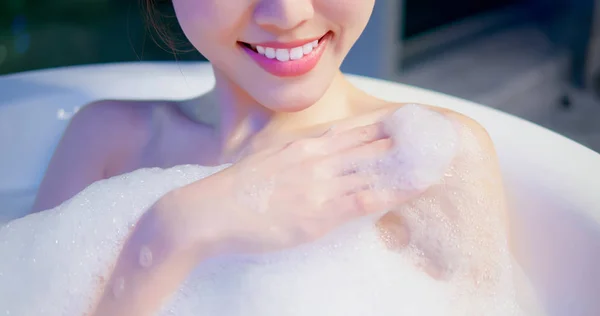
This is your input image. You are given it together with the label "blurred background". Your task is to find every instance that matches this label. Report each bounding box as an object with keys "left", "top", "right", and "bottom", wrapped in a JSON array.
[{"left": 0, "top": 0, "right": 599, "bottom": 152}]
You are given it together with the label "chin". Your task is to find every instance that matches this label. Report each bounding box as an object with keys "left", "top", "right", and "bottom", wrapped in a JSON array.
[
  {"left": 250, "top": 75, "right": 335, "bottom": 113},
  {"left": 256, "top": 87, "right": 327, "bottom": 113}
]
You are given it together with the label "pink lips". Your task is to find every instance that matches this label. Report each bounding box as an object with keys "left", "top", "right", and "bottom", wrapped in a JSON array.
[{"left": 240, "top": 32, "right": 331, "bottom": 78}]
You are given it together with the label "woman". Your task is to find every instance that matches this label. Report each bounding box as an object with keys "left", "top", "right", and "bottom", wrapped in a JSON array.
[{"left": 31, "top": 0, "right": 512, "bottom": 315}]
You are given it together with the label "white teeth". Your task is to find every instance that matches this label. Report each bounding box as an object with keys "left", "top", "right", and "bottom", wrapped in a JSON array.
[
  {"left": 252, "top": 39, "right": 322, "bottom": 62},
  {"left": 275, "top": 48, "right": 290, "bottom": 62},
  {"left": 290, "top": 47, "right": 304, "bottom": 60},
  {"left": 264, "top": 47, "right": 276, "bottom": 59},
  {"left": 302, "top": 43, "right": 313, "bottom": 54}
]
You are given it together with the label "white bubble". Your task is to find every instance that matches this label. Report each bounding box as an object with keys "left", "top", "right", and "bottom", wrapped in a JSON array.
[
  {"left": 139, "top": 245, "right": 153, "bottom": 268},
  {"left": 375, "top": 104, "right": 459, "bottom": 191},
  {"left": 0, "top": 165, "right": 227, "bottom": 315},
  {"left": 112, "top": 277, "right": 125, "bottom": 299}
]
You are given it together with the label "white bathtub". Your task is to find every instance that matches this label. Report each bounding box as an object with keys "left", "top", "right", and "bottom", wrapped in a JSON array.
[{"left": 0, "top": 62, "right": 599, "bottom": 315}]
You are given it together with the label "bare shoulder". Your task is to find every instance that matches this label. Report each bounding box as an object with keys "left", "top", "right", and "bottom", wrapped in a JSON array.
[
  {"left": 380, "top": 101, "right": 506, "bottom": 201},
  {"left": 427, "top": 104, "right": 493, "bottom": 142},
  {"left": 63, "top": 99, "right": 167, "bottom": 176},
  {"left": 383, "top": 102, "right": 497, "bottom": 153},
  {"left": 31, "top": 99, "right": 157, "bottom": 212},
  {"left": 70, "top": 99, "right": 154, "bottom": 139},
  {"left": 383, "top": 102, "right": 508, "bottom": 221}
]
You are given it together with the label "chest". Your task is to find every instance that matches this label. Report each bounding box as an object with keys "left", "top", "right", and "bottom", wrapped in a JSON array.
[{"left": 107, "top": 118, "right": 219, "bottom": 178}]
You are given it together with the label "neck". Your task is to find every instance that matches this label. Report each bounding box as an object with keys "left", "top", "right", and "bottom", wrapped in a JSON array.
[{"left": 208, "top": 69, "right": 364, "bottom": 160}]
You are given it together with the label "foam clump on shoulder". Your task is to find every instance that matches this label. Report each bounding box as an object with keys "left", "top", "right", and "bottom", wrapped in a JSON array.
[
  {"left": 377, "top": 103, "right": 459, "bottom": 190},
  {"left": 380, "top": 105, "right": 534, "bottom": 315},
  {"left": 0, "top": 104, "right": 532, "bottom": 316}
]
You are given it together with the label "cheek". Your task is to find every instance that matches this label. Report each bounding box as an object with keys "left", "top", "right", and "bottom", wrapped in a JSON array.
[
  {"left": 319, "top": 0, "right": 374, "bottom": 26},
  {"left": 173, "top": 1, "right": 213, "bottom": 45},
  {"left": 173, "top": 0, "right": 244, "bottom": 53},
  {"left": 344, "top": 0, "right": 374, "bottom": 33},
  {"left": 319, "top": 0, "right": 374, "bottom": 47},
  {"left": 173, "top": 0, "right": 213, "bottom": 28}
]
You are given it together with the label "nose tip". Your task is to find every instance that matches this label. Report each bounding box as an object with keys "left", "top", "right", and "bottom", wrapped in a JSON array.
[{"left": 254, "top": 0, "right": 315, "bottom": 32}]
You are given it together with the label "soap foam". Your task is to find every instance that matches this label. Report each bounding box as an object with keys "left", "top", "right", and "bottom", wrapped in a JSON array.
[
  {"left": 0, "top": 165, "right": 228, "bottom": 315},
  {"left": 0, "top": 105, "right": 535, "bottom": 315},
  {"left": 375, "top": 104, "right": 459, "bottom": 191},
  {"left": 381, "top": 105, "right": 531, "bottom": 315}
]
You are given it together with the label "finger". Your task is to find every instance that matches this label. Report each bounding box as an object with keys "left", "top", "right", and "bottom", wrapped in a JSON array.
[
  {"left": 329, "top": 165, "right": 413, "bottom": 196},
  {"left": 312, "top": 169, "right": 400, "bottom": 212},
  {"left": 327, "top": 185, "right": 425, "bottom": 220},
  {"left": 314, "top": 109, "right": 393, "bottom": 136},
  {"left": 377, "top": 212, "right": 410, "bottom": 249},
  {"left": 330, "top": 172, "right": 379, "bottom": 196},
  {"left": 325, "top": 190, "right": 390, "bottom": 220},
  {"left": 419, "top": 259, "right": 444, "bottom": 280},
  {"left": 279, "top": 121, "right": 389, "bottom": 161},
  {"left": 322, "top": 121, "right": 389, "bottom": 153},
  {"left": 318, "top": 138, "right": 394, "bottom": 177}
]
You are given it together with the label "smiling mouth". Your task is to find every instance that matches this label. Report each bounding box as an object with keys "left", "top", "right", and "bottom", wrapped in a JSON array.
[{"left": 238, "top": 32, "right": 330, "bottom": 62}]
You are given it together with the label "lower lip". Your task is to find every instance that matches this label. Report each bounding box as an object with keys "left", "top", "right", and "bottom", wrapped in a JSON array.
[{"left": 241, "top": 32, "right": 331, "bottom": 78}]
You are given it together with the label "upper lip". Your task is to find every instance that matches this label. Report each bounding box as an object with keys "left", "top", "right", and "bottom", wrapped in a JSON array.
[{"left": 241, "top": 33, "right": 327, "bottom": 49}]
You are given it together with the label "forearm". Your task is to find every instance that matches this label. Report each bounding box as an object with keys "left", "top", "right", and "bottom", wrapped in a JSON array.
[{"left": 90, "top": 195, "right": 212, "bottom": 316}]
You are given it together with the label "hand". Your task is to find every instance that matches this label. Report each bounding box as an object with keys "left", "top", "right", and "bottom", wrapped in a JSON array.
[{"left": 156, "top": 122, "right": 425, "bottom": 258}]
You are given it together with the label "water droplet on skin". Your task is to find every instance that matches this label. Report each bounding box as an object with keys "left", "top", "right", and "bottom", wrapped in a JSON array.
[
  {"left": 139, "top": 245, "right": 153, "bottom": 268},
  {"left": 112, "top": 277, "right": 125, "bottom": 299}
]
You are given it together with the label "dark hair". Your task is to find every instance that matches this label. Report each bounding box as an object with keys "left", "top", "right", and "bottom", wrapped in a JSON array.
[{"left": 142, "top": 0, "right": 193, "bottom": 53}]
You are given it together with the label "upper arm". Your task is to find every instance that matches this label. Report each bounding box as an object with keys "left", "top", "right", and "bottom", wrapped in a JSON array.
[
  {"left": 442, "top": 109, "right": 509, "bottom": 223},
  {"left": 422, "top": 106, "right": 509, "bottom": 223},
  {"left": 431, "top": 109, "right": 541, "bottom": 306},
  {"left": 30, "top": 101, "right": 150, "bottom": 213},
  {"left": 379, "top": 103, "right": 510, "bottom": 269},
  {"left": 381, "top": 102, "right": 508, "bottom": 224}
]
